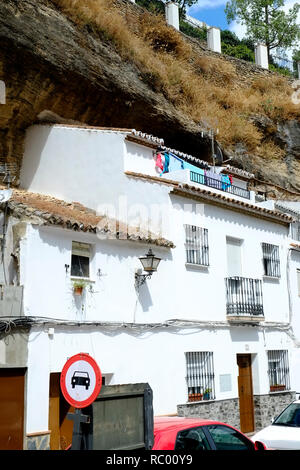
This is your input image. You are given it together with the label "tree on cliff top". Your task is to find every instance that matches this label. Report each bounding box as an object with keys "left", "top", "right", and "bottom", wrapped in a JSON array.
[{"left": 225, "top": 0, "right": 300, "bottom": 58}]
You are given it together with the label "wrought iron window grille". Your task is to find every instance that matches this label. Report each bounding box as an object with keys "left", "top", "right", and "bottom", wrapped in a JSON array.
[
  {"left": 185, "top": 351, "right": 215, "bottom": 402},
  {"left": 262, "top": 243, "right": 281, "bottom": 278},
  {"left": 184, "top": 225, "right": 209, "bottom": 267},
  {"left": 267, "top": 350, "right": 290, "bottom": 392}
]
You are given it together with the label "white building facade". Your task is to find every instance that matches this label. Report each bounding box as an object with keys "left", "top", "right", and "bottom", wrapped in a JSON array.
[{"left": 0, "top": 124, "right": 299, "bottom": 449}]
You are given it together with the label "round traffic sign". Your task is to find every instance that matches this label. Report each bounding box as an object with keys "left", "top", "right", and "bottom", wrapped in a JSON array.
[{"left": 60, "top": 353, "right": 102, "bottom": 408}]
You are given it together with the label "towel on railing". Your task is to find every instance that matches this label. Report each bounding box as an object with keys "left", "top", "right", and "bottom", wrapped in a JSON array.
[{"left": 221, "top": 174, "right": 231, "bottom": 191}]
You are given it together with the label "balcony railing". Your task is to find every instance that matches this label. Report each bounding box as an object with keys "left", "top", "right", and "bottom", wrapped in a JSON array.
[
  {"left": 225, "top": 277, "right": 264, "bottom": 318},
  {"left": 190, "top": 171, "right": 250, "bottom": 200}
]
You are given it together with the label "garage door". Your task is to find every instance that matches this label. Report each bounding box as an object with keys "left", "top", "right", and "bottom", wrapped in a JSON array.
[{"left": 0, "top": 368, "right": 25, "bottom": 449}]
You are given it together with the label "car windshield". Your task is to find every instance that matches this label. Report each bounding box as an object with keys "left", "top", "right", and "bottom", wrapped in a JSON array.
[{"left": 273, "top": 403, "right": 300, "bottom": 427}]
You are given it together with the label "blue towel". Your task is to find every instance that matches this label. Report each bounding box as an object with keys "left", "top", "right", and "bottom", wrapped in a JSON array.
[
  {"left": 160, "top": 152, "right": 170, "bottom": 175},
  {"left": 221, "top": 174, "right": 231, "bottom": 191},
  {"left": 169, "top": 154, "right": 184, "bottom": 172}
]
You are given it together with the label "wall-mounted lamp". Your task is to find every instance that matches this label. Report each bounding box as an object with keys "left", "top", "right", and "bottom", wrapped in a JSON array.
[
  {"left": 65, "top": 264, "right": 70, "bottom": 274},
  {"left": 135, "top": 249, "right": 161, "bottom": 288}
]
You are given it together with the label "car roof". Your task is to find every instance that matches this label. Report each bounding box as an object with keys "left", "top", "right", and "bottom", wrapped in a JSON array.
[
  {"left": 154, "top": 416, "right": 227, "bottom": 433},
  {"left": 153, "top": 416, "right": 240, "bottom": 450}
]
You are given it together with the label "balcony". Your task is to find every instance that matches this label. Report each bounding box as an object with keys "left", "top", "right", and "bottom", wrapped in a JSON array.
[
  {"left": 225, "top": 277, "right": 264, "bottom": 322},
  {"left": 190, "top": 171, "right": 250, "bottom": 200}
]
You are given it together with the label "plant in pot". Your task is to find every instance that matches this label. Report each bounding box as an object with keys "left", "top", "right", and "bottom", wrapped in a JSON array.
[
  {"left": 203, "top": 388, "right": 212, "bottom": 400},
  {"left": 72, "top": 280, "right": 87, "bottom": 296}
]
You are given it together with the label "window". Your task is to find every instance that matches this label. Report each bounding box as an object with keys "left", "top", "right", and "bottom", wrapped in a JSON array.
[
  {"left": 226, "top": 237, "right": 242, "bottom": 277},
  {"left": 267, "top": 350, "right": 290, "bottom": 392},
  {"left": 297, "top": 269, "right": 300, "bottom": 296},
  {"left": 205, "top": 425, "right": 254, "bottom": 451},
  {"left": 262, "top": 243, "right": 280, "bottom": 277},
  {"left": 71, "top": 241, "right": 91, "bottom": 278},
  {"left": 291, "top": 222, "right": 300, "bottom": 242},
  {"left": 184, "top": 225, "right": 209, "bottom": 266},
  {"left": 185, "top": 352, "right": 215, "bottom": 402},
  {"left": 175, "top": 426, "right": 210, "bottom": 451}
]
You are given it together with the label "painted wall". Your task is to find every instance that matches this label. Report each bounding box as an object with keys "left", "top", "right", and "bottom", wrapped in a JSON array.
[
  {"left": 25, "top": 324, "right": 293, "bottom": 434},
  {"left": 17, "top": 124, "right": 298, "bottom": 435}
]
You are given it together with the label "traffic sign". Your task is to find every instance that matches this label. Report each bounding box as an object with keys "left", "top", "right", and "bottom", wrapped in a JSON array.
[{"left": 60, "top": 353, "right": 102, "bottom": 408}]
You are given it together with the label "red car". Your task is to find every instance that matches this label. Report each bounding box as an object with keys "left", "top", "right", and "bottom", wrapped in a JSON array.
[{"left": 153, "top": 417, "right": 266, "bottom": 451}]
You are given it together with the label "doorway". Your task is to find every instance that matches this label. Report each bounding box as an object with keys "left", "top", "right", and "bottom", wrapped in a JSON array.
[
  {"left": 49, "top": 373, "right": 74, "bottom": 450},
  {"left": 0, "top": 368, "right": 26, "bottom": 449},
  {"left": 237, "top": 354, "right": 255, "bottom": 433}
]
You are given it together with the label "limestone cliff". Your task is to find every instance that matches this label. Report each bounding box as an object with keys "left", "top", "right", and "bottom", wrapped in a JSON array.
[{"left": 0, "top": 0, "right": 299, "bottom": 198}]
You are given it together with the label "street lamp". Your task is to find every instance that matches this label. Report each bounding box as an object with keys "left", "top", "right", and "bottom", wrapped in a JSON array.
[{"left": 135, "top": 249, "right": 161, "bottom": 288}]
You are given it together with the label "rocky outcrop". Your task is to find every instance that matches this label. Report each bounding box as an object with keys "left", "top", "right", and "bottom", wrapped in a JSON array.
[
  {"left": 0, "top": 0, "right": 210, "bottom": 182},
  {"left": 0, "top": 0, "right": 299, "bottom": 196}
]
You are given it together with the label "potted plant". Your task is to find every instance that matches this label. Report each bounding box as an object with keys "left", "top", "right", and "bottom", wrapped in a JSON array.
[
  {"left": 270, "top": 384, "right": 286, "bottom": 392},
  {"left": 72, "top": 280, "right": 87, "bottom": 296},
  {"left": 188, "top": 393, "right": 203, "bottom": 402},
  {"left": 203, "top": 388, "right": 212, "bottom": 400}
]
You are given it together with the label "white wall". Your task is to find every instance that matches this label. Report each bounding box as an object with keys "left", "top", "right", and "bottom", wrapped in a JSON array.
[
  {"left": 19, "top": 124, "right": 297, "bottom": 434},
  {"left": 25, "top": 324, "right": 292, "bottom": 433},
  {"left": 20, "top": 197, "right": 289, "bottom": 326}
]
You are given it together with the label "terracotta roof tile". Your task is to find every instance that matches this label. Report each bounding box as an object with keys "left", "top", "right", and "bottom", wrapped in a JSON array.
[
  {"left": 125, "top": 171, "right": 293, "bottom": 225},
  {"left": 1, "top": 187, "right": 174, "bottom": 248}
]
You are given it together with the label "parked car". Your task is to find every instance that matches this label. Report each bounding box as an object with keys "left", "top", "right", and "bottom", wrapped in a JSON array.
[
  {"left": 153, "top": 417, "right": 266, "bottom": 451},
  {"left": 251, "top": 400, "right": 300, "bottom": 450}
]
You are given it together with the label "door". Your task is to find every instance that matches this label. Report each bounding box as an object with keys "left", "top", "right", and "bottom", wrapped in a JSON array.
[
  {"left": 237, "top": 355, "right": 254, "bottom": 433},
  {"left": 0, "top": 368, "right": 25, "bottom": 449},
  {"left": 48, "top": 373, "right": 74, "bottom": 450}
]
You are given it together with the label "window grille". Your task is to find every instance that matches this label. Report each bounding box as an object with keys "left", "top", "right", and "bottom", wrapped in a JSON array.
[
  {"left": 291, "top": 222, "right": 300, "bottom": 242},
  {"left": 185, "top": 351, "right": 215, "bottom": 402},
  {"left": 262, "top": 243, "right": 280, "bottom": 277},
  {"left": 184, "top": 225, "right": 209, "bottom": 266},
  {"left": 267, "top": 350, "right": 290, "bottom": 392}
]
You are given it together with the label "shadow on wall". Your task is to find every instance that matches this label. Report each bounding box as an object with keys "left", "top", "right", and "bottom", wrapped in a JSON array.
[{"left": 19, "top": 125, "right": 52, "bottom": 189}]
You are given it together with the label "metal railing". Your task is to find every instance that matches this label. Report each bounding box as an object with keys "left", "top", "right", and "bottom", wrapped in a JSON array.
[
  {"left": 184, "top": 225, "right": 209, "bottom": 266},
  {"left": 190, "top": 171, "right": 250, "bottom": 200},
  {"left": 186, "top": 351, "right": 215, "bottom": 402},
  {"left": 262, "top": 243, "right": 281, "bottom": 278},
  {"left": 225, "top": 277, "right": 264, "bottom": 317},
  {"left": 268, "top": 350, "right": 290, "bottom": 392}
]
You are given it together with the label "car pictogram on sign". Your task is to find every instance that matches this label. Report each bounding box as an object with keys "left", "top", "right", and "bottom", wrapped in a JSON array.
[{"left": 71, "top": 371, "right": 90, "bottom": 390}]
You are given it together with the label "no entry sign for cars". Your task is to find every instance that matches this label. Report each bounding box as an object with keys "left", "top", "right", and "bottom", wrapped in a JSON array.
[{"left": 60, "top": 353, "right": 102, "bottom": 408}]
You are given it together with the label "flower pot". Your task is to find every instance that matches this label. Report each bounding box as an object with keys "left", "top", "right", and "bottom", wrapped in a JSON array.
[
  {"left": 188, "top": 393, "right": 203, "bottom": 402},
  {"left": 74, "top": 286, "right": 83, "bottom": 296},
  {"left": 270, "top": 385, "right": 286, "bottom": 392}
]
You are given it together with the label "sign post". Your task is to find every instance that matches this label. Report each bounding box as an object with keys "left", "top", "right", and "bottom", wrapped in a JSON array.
[{"left": 60, "top": 353, "right": 102, "bottom": 450}]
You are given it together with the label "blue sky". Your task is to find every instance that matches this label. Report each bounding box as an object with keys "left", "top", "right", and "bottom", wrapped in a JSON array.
[{"left": 188, "top": 2, "right": 229, "bottom": 31}]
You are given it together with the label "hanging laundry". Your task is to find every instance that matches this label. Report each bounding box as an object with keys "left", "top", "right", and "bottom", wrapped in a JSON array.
[
  {"left": 221, "top": 174, "right": 231, "bottom": 191},
  {"left": 160, "top": 152, "right": 170, "bottom": 175},
  {"left": 169, "top": 154, "right": 184, "bottom": 172},
  {"left": 204, "top": 170, "right": 222, "bottom": 190},
  {"left": 155, "top": 153, "right": 164, "bottom": 172},
  {"left": 229, "top": 174, "right": 233, "bottom": 185}
]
